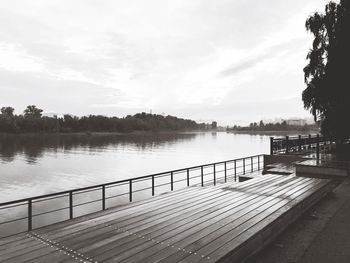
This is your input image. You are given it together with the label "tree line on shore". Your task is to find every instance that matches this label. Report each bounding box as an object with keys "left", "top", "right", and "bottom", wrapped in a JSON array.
[
  {"left": 0, "top": 105, "right": 210, "bottom": 133},
  {"left": 227, "top": 120, "right": 318, "bottom": 132}
]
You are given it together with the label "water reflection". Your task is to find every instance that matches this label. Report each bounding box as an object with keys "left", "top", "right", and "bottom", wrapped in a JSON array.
[
  {"left": 0, "top": 133, "right": 197, "bottom": 164},
  {"left": 0, "top": 132, "right": 272, "bottom": 204}
]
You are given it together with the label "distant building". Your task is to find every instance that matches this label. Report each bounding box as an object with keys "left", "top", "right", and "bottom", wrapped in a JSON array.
[{"left": 286, "top": 119, "right": 307, "bottom": 126}]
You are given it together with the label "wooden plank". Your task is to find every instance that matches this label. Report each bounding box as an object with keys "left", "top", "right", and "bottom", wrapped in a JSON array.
[
  {"left": 211, "top": 180, "right": 333, "bottom": 263},
  {"left": 38, "top": 174, "right": 272, "bottom": 238},
  {"left": 17, "top": 175, "right": 282, "bottom": 262},
  {"left": 1, "top": 242, "right": 60, "bottom": 263},
  {"left": 0, "top": 235, "right": 35, "bottom": 252},
  {"left": 92, "top": 177, "right": 308, "bottom": 262},
  {"left": 198, "top": 178, "right": 333, "bottom": 262},
  {"left": 108, "top": 177, "right": 311, "bottom": 263},
  {"left": 56, "top": 176, "right": 289, "bottom": 259},
  {"left": 58, "top": 175, "right": 284, "bottom": 243},
  {"left": 73, "top": 177, "right": 294, "bottom": 260},
  {"left": 40, "top": 176, "right": 288, "bottom": 262},
  {"left": 0, "top": 233, "right": 29, "bottom": 247},
  {"left": 36, "top": 172, "right": 270, "bottom": 235},
  {"left": 168, "top": 179, "right": 329, "bottom": 263},
  {"left": 43, "top": 175, "right": 280, "bottom": 241},
  {"left": 2, "top": 174, "right": 331, "bottom": 263}
]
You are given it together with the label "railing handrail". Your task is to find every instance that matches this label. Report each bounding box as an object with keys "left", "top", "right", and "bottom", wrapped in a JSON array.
[
  {"left": 272, "top": 134, "right": 322, "bottom": 141},
  {"left": 269, "top": 133, "right": 343, "bottom": 156},
  {"left": 0, "top": 154, "right": 263, "bottom": 207}
]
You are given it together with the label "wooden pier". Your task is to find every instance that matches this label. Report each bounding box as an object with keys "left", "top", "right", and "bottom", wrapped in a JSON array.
[{"left": 0, "top": 173, "right": 334, "bottom": 263}]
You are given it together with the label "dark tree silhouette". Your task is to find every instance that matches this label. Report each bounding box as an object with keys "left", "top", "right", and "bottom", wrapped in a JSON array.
[
  {"left": 302, "top": 0, "right": 350, "bottom": 140},
  {"left": 227, "top": 120, "right": 318, "bottom": 132},
  {"left": 0, "top": 106, "right": 208, "bottom": 133},
  {"left": 24, "top": 105, "right": 43, "bottom": 118},
  {"left": 1, "top": 107, "right": 14, "bottom": 117}
]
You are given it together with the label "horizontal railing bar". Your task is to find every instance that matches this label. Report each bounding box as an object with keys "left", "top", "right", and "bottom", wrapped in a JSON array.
[
  {"left": 154, "top": 182, "right": 175, "bottom": 188},
  {"left": 32, "top": 194, "right": 69, "bottom": 204},
  {"left": 0, "top": 216, "right": 28, "bottom": 225},
  {"left": 0, "top": 202, "right": 27, "bottom": 210},
  {"left": 105, "top": 192, "right": 129, "bottom": 200},
  {"left": 132, "top": 187, "right": 155, "bottom": 194},
  {"left": 105, "top": 182, "right": 129, "bottom": 189},
  {"left": 32, "top": 206, "right": 70, "bottom": 217},
  {"left": 73, "top": 199, "right": 103, "bottom": 208}
]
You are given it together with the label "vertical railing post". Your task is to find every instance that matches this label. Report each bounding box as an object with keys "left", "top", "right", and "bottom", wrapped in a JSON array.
[
  {"left": 308, "top": 134, "right": 312, "bottom": 149},
  {"left": 213, "top": 164, "right": 216, "bottom": 186},
  {"left": 170, "top": 172, "right": 174, "bottom": 191},
  {"left": 28, "top": 199, "right": 32, "bottom": 231},
  {"left": 316, "top": 134, "right": 320, "bottom": 164},
  {"left": 69, "top": 191, "right": 73, "bottom": 219},
  {"left": 270, "top": 137, "right": 274, "bottom": 155},
  {"left": 234, "top": 160, "right": 237, "bottom": 182},
  {"left": 129, "top": 179, "right": 132, "bottom": 202},
  {"left": 224, "top": 162, "right": 227, "bottom": 183},
  {"left": 243, "top": 158, "right": 245, "bottom": 175},
  {"left": 201, "top": 166, "right": 204, "bottom": 187},
  {"left": 285, "top": 136, "right": 289, "bottom": 154},
  {"left": 152, "top": 175, "right": 155, "bottom": 196},
  {"left": 258, "top": 155, "right": 260, "bottom": 170},
  {"left": 251, "top": 156, "right": 253, "bottom": 172},
  {"left": 298, "top": 135, "right": 302, "bottom": 152},
  {"left": 102, "top": 185, "right": 106, "bottom": 210},
  {"left": 186, "top": 169, "right": 190, "bottom": 187}
]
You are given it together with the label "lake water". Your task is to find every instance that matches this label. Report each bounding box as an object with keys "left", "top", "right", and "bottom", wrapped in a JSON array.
[{"left": 0, "top": 132, "right": 271, "bottom": 203}]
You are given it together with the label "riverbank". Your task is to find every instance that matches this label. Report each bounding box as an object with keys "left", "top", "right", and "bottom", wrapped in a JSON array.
[
  {"left": 227, "top": 130, "right": 320, "bottom": 136},
  {"left": 0, "top": 130, "right": 212, "bottom": 138}
]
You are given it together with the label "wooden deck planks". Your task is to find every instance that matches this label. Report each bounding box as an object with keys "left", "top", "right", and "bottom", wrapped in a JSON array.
[
  {"left": 0, "top": 175, "right": 277, "bottom": 262},
  {"left": 0, "top": 174, "right": 333, "bottom": 263},
  {"left": 34, "top": 178, "right": 285, "bottom": 262},
  {"left": 116, "top": 178, "right": 315, "bottom": 263},
  {"left": 83, "top": 177, "right": 298, "bottom": 262},
  {"left": 54, "top": 176, "right": 289, "bottom": 262}
]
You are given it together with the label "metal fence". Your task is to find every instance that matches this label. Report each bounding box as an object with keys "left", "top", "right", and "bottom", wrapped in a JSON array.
[
  {"left": 270, "top": 134, "right": 334, "bottom": 155},
  {"left": 0, "top": 154, "right": 264, "bottom": 239}
]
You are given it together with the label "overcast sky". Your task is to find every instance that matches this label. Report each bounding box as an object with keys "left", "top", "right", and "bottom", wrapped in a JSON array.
[{"left": 0, "top": 0, "right": 328, "bottom": 125}]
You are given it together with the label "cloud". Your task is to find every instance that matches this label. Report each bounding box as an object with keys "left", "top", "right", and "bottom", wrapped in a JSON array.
[
  {"left": 0, "top": 0, "right": 327, "bottom": 123},
  {"left": 219, "top": 38, "right": 305, "bottom": 78}
]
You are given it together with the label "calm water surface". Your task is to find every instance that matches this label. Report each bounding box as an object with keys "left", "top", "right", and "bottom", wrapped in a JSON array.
[{"left": 0, "top": 132, "right": 270, "bottom": 202}]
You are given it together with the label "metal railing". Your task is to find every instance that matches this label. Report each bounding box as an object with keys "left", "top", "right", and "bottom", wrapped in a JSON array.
[
  {"left": 0, "top": 154, "right": 264, "bottom": 239},
  {"left": 270, "top": 134, "right": 334, "bottom": 156}
]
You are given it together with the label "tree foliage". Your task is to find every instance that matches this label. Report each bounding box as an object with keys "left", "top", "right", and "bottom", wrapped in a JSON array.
[
  {"left": 1, "top": 107, "right": 14, "bottom": 117},
  {"left": 24, "top": 105, "right": 43, "bottom": 118},
  {"left": 227, "top": 120, "right": 318, "bottom": 132},
  {"left": 0, "top": 105, "right": 208, "bottom": 133},
  {"left": 302, "top": 0, "right": 350, "bottom": 139}
]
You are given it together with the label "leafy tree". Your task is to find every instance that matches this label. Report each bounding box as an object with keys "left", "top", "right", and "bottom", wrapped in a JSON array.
[
  {"left": 0, "top": 105, "right": 208, "bottom": 133},
  {"left": 24, "top": 105, "right": 43, "bottom": 118},
  {"left": 1, "top": 107, "right": 14, "bottom": 117},
  {"left": 302, "top": 0, "right": 350, "bottom": 140}
]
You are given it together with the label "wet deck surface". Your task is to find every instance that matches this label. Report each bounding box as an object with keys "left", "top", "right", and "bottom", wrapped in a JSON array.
[{"left": 0, "top": 174, "right": 333, "bottom": 263}]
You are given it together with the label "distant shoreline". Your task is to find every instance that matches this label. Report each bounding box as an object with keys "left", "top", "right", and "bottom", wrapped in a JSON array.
[
  {"left": 0, "top": 130, "right": 212, "bottom": 137},
  {"left": 226, "top": 130, "right": 320, "bottom": 136}
]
